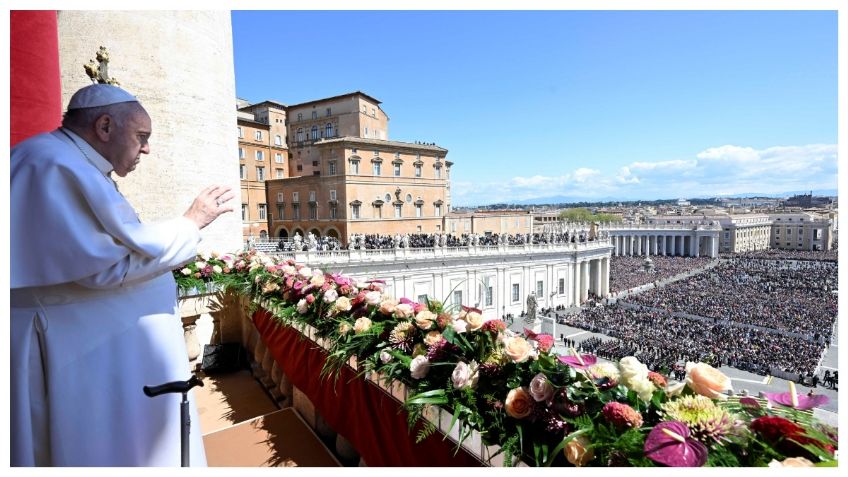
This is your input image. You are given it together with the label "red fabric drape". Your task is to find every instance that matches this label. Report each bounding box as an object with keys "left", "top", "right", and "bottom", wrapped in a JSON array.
[
  {"left": 10, "top": 10, "right": 62, "bottom": 147},
  {"left": 253, "top": 309, "right": 482, "bottom": 467}
]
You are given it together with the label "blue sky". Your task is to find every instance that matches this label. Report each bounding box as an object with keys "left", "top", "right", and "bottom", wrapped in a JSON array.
[{"left": 232, "top": 10, "right": 837, "bottom": 207}]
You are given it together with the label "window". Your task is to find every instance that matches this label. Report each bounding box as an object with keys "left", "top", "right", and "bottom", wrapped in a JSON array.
[
  {"left": 311, "top": 126, "right": 318, "bottom": 140},
  {"left": 309, "top": 191, "right": 316, "bottom": 202},
  {"left": 292, "top": 204, "right": 300, "bottom": 220},
  {"left": 326, "top": 107, "right": 332, "bottom": 116},
  {"left": 330, "top": 205, "right": 337, "bottom": 219},
  {"left": 309, "top": 204, "right": 317, "bottom": 220},
  {"left": 352, "top": 148, "right": 358, "bottom": 153},
  {"left": 258, "top": 204, "right": 267, "bottom": 220},
  {"left": 325, "top": 123, "right": 333, "bottom": 137},
  {"left": 394, "top": 163, "right": 401, "bottom": 176},
  {"left": 255, "top": 151, "right": 264, "bottom": 161},
  {"left": 255, "top": 130, "right": 262, "bottom": 141},
  {"left": 274, "top": 135, "right": 282, "bottom": 146},
  {"left": 364, "top": 127, "right": 368, "bottom": 137},
  {"left": 277, "top": 205, "right": 284, "bottom": 220},
  {"left": 256, "top": 167, "right": 265, "bottom": 181},
  {"left": 275, "top": 169, "right": 284, "bottom": 179},
  {"left": 328, "top": 161, "right": 337, "bottom": 175},
  {"left": 351, "top": 204, "right": 360, "bottom": 219},
  {"left": 296, "top": 128, "right": 304, "bottom": 142},
  {"left": 292, "top": 191, "right": 299, "bottom": 202},
  {"left": 435, "top": 166, "right": 442, "bottom": 179},
  {"left": 276, "top": 192, "right": 284, "bottom": 202},
  {"left": 435, "top": 205, "right": 442, "bottom": 216},
  {"left": 312, "top": 110, "right": 317, "bottom": 120},
  {"left": 453, "top": 290, "right": 463, "bottom": 306},
  {"left": 241, "top": 204, "right": 248, "bottom": 220},
  {"left": 416, "top": 204, "right": 422, "bottom": 218},
  {"left": 558, "top": 278, "right": 565, "bottom": 295},
  {"left": 297, "top": 113, "right": 302, "bottom": 121},
  {"left": 237, "top": 127, "right": 243, "bottom": 138},
  {"left": 536, "top": 281, "right": 544, "bottom": 297},
  {"left": 375, "top": 205, "right": 382, "bottom": 219},
  {"left": 350, "top": 160, "right": 359, "bottom": 174},
  {"left": 312, "top": 160, "right": 319, "bottom": 167},
  {"left": 373, "top": 162, "right": 382, "bottom": 176},
  {"left": 415, "top": 164, "right": 422, "bottom": 177},
  {"left": 275, "top": 153, "right": 283, "bottom": 163},
  {"left": 371, "top": 107, "right": 376, "bottom": 117},
  {"left": 418, "top": 294, "right": 429, "bottom": 305},
  {"left": 512, "top": 284, "right": 520, "bottom": 303},
  {"left": 394, "top": 204, "right": 402, "bottom": 218},
  {"left": 239, "top": 164, "right": 246, "bottom": 179},
  {"left": 239, "top": 148, "right": 245, "bottom": 159},
  {"left": 405, "top": 194, "right": 412, "bottom": 203},
  {"left": 330, "top": 190, "right": 337, "bottom": 201},
  {"left": 485, "top": 286, "right": 493, "bottom": 307}
]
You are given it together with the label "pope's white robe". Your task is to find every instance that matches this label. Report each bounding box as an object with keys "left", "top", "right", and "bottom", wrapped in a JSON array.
[{"left": 10, "top": 129, "right": 207, "bottom": 466}]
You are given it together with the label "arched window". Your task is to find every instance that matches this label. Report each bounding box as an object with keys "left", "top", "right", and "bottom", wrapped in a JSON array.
[
  {"left": 311, "top": 126, "right": 318, "bottom": 140},
  {"left": 296, "top": 128, "right": 303, "bottom": 142},
  {"left": 325, "top": 123, "right": 333, "bottom": 137}
]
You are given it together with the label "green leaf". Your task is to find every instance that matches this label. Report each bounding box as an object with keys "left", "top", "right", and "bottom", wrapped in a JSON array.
[{"left": 405, "top": 389, "right": 448, "bottom": 406}]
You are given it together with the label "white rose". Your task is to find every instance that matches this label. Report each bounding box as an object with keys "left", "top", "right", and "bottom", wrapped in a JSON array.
[
  {"left": 394, "top": 303, "right": 414, "bottom": 319},
  {"left": 410, "top": 355, "right": 430, "bottom": 379},
  {"left": 423, "top": 330, "right": 442, "bottom": 346},
  {"left": 298, "top": 267, "right": 313, "bottom": 279},
  {"left": 365, "top": 291, "right": 382, "bottom": 306},
  {"left": 334, "top": 296, "right": 352, "bottom": 312},
  {"left": 212, "top": 265, "right": 223, "bottom": 274},
  {"left": 465, "top": 312, "right": 484, "bottom": 331},
  {"left": 354, "top": 317, "right": 372, "bottom": 334},
  {"left": 414, "top": 310, "right": 436, "bottom": 330},
  {"left": 323, "top": 288, "right": 339, "bottom": 303},
  {"left": 452, "top": 319, "right": 468, "bottom": 334},
  {"left": 195, "top": 261, "right": 207, "bottom": 269},
  {"left": 199, "top": 251, "right": 211, "bottom": 261},
  {"left": 310, "top": 274, "right": 325, "bottom": 287},
  {"left": 281, "top": 265, "right": 296, "bottom": 276},
  {"left": 338, "top": 322, "right": 352, "bottom": 336},
  {"left": 380, "top": 350, "right": 393, "bottom": 364},
  {"left": 529, "top": 373, "right": 554, "bottom": 402},
  {"left": 180, "top": 268, "right": 192, "bottom": 276},
  {"left": 619, "top": 357, "right": 655, "bottom": 401},
  {"left": 296, "top": 298, "right": 309, "bottom": 314},
  {"left": 451, "top": 360, "right": 479, "bottom": 390}
]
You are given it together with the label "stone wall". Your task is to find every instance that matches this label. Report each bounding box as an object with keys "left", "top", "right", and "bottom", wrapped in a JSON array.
[{"left": 57, "top": 10, "right": 241, "bottom": 252}]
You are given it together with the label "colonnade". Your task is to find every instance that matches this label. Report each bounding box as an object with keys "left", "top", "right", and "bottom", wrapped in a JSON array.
[
  {"left": 609, "top": 233, "right": 719, "bottom": 258},
  {"left": 572, "top": 256, "right": 609, "bottom": 304}
]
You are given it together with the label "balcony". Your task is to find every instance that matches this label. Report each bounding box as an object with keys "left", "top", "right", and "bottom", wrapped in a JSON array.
[{"left": 178, "top": 291, "right": 488, "bottom": 467}]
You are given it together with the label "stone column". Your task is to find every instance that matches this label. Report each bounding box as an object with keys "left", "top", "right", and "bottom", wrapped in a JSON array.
[
  {"left": 652, "top": 235, "right": 658, "bottom": 255},
  {"left": 593, "top": 259, "right": 602, "bottom": 298},
  {"left": 573, "top": 261, "right": 582, "bottom": 306},
  {"left": 693, "top": 236, "right": 700, "bottom": 257},
  {"left": 581, "top": 261, "right": 590, "bottom": 302},
  {"left": 678, "top": 235, "right": 686, "bottom": 256},
  {"left": 600, "top": 257, "right": 609, "bottom": 297}
]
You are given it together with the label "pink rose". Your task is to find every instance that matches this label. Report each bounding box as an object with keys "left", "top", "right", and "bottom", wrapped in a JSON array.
[{"left": 529, "top": 373, "right": 554, "bottom": 402}]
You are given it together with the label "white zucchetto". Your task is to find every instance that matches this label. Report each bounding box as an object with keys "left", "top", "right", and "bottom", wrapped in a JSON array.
[{"left": 67, "top": 84, "right": 139, "bottom": 110}]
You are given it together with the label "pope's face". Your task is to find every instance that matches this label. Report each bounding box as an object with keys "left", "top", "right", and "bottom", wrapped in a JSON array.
[{"left": 107, "top": 107, "right": 151, "bottom": 177}]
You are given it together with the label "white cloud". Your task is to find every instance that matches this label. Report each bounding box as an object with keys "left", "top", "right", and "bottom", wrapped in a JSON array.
[{"left": 452, "top": 143, "right": 837, "bottom": 206}]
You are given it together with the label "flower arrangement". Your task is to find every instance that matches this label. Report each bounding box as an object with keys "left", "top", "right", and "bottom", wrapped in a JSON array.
[{"left": 173, "top": 251, "right": 838, "bottom": 467}]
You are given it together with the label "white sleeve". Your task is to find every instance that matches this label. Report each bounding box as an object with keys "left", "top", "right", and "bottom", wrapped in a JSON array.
[{"left": 75, "top": 217, "right": 201, "bottom": 289}]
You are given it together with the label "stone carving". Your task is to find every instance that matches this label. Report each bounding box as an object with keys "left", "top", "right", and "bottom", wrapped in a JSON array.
[
  {"left": 307, "top": 232, "right": 318, "bottom": 251},
  {"left": 524, "top": 292, "right": 537, "bottom": 324},
  {"left": 84, "top": 46, "right": 121, "bottom": 85},
  {"left": 293, "top": 232, "right": 303, "bottom": 250}
]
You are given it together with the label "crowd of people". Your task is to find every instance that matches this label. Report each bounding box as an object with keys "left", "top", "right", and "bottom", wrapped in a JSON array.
[
  {"left": 608, "top": 255, "right": 715, "bottom": 293},
  {"left": 721, "top": 247, "right": 838, "bottom": 262},
  {"left": 625, "top": 258, "right": 837, "bottom": 340},
  {"left": 563, "top": 303, "right": 828, "bottom": 377}
]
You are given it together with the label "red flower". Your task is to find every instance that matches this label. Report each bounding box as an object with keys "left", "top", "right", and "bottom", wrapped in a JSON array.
[
  {"left": 533, "top": 334, "right": 554, "bottom": 353},
  {"left": 750, "top": 416, "right": 831, "bottom": 458},
  {"left": 602, "top": 401, "right": 643, "bottom": 429},
  {"left": 481, "top": 319, "right": 507, "bottom": 334},
  {"left": 648, "top": 371, "right": 668, "bottom": 388}
]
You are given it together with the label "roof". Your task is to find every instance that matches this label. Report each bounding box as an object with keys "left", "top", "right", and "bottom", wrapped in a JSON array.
[
  {"left": 238, "top": 100, "right": 287, "bottom": 111},
  {"left": 316, "top": 136, "right": 448, "bottom": 153},
  {"left": 286, "top": 91, "right": 382, "bottom": 109}
]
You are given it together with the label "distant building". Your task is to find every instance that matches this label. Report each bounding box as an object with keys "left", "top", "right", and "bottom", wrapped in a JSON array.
[
  {"left": 769, "top": 212, "right": 833, "bottom": 251},
  {"left": 716, "top": 214, "right": 772, "bottom": 253}
]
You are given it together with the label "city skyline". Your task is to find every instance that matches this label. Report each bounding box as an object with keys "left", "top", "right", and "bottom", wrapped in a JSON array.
[{"left": 232, "top": 10, "right": 837, "bottom": 207}]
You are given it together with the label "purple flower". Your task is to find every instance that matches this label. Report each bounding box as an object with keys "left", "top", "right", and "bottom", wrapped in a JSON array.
[
  {"left": 738, "top": 397, "right": 761, "bottom": 408},
  {"left": 644, "top": 421, "right": 708, "bottom": 467},
  {"left": 331, "top": 273, "right": 351, "bottom": 287},
  {"left": 557, "top": 353, "right": 598, "bottom": 370},
  {"left": 398, "top": 297, "right": 415, "bottom": 305},
  {"left": 763, "top": 391, "right": 829, "bottom": 411}
]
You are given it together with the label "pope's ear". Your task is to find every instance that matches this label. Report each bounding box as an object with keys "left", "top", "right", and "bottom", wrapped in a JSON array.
[{"left": 93, "top": 114, "right": 113, "bottom": 141}]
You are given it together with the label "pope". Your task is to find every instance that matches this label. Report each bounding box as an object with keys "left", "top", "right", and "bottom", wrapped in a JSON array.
[{"left": 10, "top": 83, "right": 233, "bottom": 466}]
